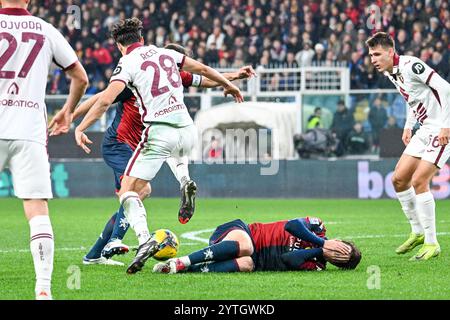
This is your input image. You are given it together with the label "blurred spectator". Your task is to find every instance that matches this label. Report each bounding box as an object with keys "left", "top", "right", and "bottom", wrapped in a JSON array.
[
  {"left": 346, "top": 123, "right": 370, "bottom": 155},
  {"left": 368, "top": 98, "right": 388, "bottom": 151},
  {"left": 204, "top": 136, "right": 224, "bottom": 161},
  {"left": 295, "top": 40, "right": 314, "bottom": 67},
  {"left": 307, "top": 107, "right": 322, "bottom": 129},
  {"left": 330, "top": 100, "right": 354, "bottom": 153},
  {"left": 386, "top": 116, "right": 400, "bottom": 129}
]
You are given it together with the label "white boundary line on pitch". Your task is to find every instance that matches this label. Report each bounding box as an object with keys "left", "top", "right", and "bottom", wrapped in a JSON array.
[{"left": 1, "top": 229, "right": 450, "bottom": 254}]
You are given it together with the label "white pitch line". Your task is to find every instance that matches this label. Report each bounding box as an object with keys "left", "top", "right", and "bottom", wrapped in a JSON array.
[{"left": 1, "top": 230, "right": 450, "bottom": 254}]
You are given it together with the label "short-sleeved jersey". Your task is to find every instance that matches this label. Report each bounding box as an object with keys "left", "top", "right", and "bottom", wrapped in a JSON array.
[
  {"left": 0, "top": 8, "right": 78, "bottom": 145},
  {"left": 105, "top": 71, "right": 200, "bottom": 150},
  {"left": 385, "top": 55, "right": 450, "bottom": 130},
  {"left": 110, "top": 43, "right": 193, "bottom": 128},
  {"left": 248, "top": 217, "right": 326, "bottom": 271}
]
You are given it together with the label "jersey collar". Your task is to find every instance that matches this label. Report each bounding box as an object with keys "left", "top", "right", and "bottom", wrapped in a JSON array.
[
  {"left": 0, "top": 8, "right": 32, "bottom": 16},
  {"left": 391, "top": 53, "right": 400, "bottom": 75},
  {"left": 126, "top": 42, "right": 144, "bottom": 55}
]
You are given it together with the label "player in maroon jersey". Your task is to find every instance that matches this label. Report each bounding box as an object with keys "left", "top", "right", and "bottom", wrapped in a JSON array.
[{"left": 153, "top": 217, "right": 361, "bottom": 273}]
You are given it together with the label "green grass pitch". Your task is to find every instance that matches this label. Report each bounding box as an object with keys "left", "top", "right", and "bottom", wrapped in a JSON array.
[{"left": 1, "top": 198, "right": 449, "bottom": 300}]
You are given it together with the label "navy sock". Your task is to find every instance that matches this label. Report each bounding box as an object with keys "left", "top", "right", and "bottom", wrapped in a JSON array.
[
  {"left": 109, "top": 206, "right": 129, "bottom": 241},
  {"left": 85, "top": 212, "right": 117, "bottom": 259},
  {"left": 188, "top": 260, "right": 240, "bottom": 273},
  {"left": 188, "top": 241, "right": 240, "bottom": 264}
]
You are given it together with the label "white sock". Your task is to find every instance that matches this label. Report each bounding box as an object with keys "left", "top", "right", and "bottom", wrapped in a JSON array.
[
  {"left": 415, "top": 191, "right": 438, "bottom": 244},
  {"left": 396, "top": 187, "right": 423, "bottom": 235},
  {"left": 120, "top": 192, "right": 150, "bottom": 245},
  {"left": 167, "top": 156, "right": 190, "bottom": 189},
  {"left": 179, "top": 256, "right": 191, "bottom": 267},
  {"left": 29, "top": 215, "right": 54, "bottom": 295}
]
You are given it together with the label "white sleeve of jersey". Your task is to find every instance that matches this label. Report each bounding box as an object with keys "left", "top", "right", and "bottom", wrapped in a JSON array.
[
  {"left": 48, "top": 25, "right": 78, "bottom": 69},
  {"left": 110, "top": 59, "right": 133, "bottom": 85},
  {"left": 408, "top": 58, "right": 450, "bottom": 128},
  {"left": 161, "top": 48, "right": 186, "bottom": 68},
  {"left": 427, "top": 72, "right": 450, "bottom": 128}
]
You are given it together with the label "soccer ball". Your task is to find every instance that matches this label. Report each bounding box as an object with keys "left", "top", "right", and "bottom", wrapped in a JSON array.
[{"left": 152, "top": 229, "right": 180, "bottom": 261}]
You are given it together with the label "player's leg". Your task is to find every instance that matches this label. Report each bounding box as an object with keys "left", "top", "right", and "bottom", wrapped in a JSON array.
[
  {"left": 392, "top": 148, "right": 424, "bottom": 254},
  {"left": 409, "top": 160, "right": 441, "bottom": 260},
  {"left": 8, "top": 140, "right": 54, "bottom": 300},
  {"left": 167, "top": 155, "right": 197, "bottom": 224},
  {"left": 164, "top": 220, "right": 254, "bottom": 273},
  {"left": 84, "top": 142, "right": 134, "bottom": 262},
  {"left": 155, "top": 256, "right": 254, "bottom": 274},
  {"left": 171, "top": 124, "right": 199, "bottom": 224}
]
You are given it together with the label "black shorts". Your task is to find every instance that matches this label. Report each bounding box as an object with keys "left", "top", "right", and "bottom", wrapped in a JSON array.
[{"left": 209, "top": 219, "right": 253, "bottom": 246}]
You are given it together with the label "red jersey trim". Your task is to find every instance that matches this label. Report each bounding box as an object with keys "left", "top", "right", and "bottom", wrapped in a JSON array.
[
  {"left": 126, "top": 42, "right": 143, "bottom": 55},
  {"left": 111, "top": 79, "right": 127, "bottom": 86},
  {"left": 179, "top": 55, "right": 186, "bottom": 70},
  {"left": 434, "top": 145, "right": 446, "bottom": 167},
  {"left": 393, "top": 54, "right": 400, "bottom": 67},
  {"left": 0, "top": 8, "right": 31, "bottom": 16},
  {"left": 63, "top": 61, "right": 78, "bottom": 72},
  {"left": 425, "top": 71, "right": 435, "bottom": 85}
]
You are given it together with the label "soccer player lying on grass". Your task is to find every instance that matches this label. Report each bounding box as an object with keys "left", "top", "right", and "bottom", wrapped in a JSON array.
[{"left": 153, "top": 217, "right": 361, "bottom": 273}]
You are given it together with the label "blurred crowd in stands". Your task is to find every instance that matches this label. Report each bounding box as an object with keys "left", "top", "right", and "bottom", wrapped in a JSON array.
[
  {"left": 32, "top": 0, "right": 449, "bottom": 94},
  {"left": 31, "top": 0, "right": 449, "bottom": 156}
]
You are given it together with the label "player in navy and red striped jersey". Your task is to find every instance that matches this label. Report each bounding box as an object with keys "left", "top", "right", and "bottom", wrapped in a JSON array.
[
  {"left": 71, "top": 45, "right": 256, "bottom": 265},
  {"left": 153, "top": 217, "right": 361, "bottom": 274}
]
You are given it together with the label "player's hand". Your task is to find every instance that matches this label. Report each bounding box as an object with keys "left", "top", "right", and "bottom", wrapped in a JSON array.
[
  {"left": 224, "top": 83, "right": 244, "bottom": 103},
  {"left": 237, "top": 66, "right": 257, "bottom": 79},
  {"left": 48, "top": 109, "right": 72, "bottom": 136},
  {"left": 323, "top": 247, "right": 350, "bottom": 262},
  {"left": 323, "top": 239, "right": 351, "bottom": 256},
  {"left": 402, "top": 128, "right": 412, "bottom": 146},
  {"left": 75, "top": 127, "right": 93, "bottom": 154},
  {"left": 438, "top": 128, "right": 450, "bottom": 146}
]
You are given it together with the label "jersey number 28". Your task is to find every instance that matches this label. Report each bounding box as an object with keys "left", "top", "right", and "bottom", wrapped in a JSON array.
[{"left": 141, "top": 54, "right": 181, "bottom": 97}]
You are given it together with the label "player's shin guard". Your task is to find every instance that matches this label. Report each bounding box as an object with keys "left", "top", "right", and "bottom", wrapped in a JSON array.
[
  {"left": 29, "top": 215, "right": 54, "bottom": 295},
  {"left": 415, "top": 191, "right": 438, "bottom": 244},
  {"left": 188, "top": 259, "right": 240, "bottom": 273},
  {"left": 120, "top": 192, "right": 150, "bottom": 245},
  {"left": 85, "top": 212, "right": 117, "bottom": 259},
  {"left": 187, "top": 240, "right": 240, "bottom": 265},
  {"left": 396, "top": 187, "right": 423, "bottom": 235}
]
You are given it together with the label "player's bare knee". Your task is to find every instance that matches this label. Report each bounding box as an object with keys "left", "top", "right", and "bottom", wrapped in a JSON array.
[
  {"left": 138, "top": 183, "right": 152, "bottom": 200},
  {"left": 239, "top": 242, "right": 254, "bottom": 256},
  {"left": 237, "top": 256, "right": 254, "bottom": 272},
  {"left": 391, "top": 173, "right": 408, "bottom": 190}
]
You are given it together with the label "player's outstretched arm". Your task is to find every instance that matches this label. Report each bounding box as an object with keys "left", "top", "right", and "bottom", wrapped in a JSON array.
[
  {"left": 182, "top": 57, "right": 244, "bottom": 102},
  {"left": 200, "top": 66, "right": 256, "bottom": 88},
  {"left": 285, "top": 218, "right": 350, "bottom": 255},
  {"left": 281, "top": 248, "right": 323, "bottom": 270},
  {"left": 49, "top": 62, "right": 89, "bottom": 136},
  {"left": 75, "top": 81, "right": 125, "bottom": 153},
  {"left": 71, "top": 93, "right": 102, "bottom": 122}
]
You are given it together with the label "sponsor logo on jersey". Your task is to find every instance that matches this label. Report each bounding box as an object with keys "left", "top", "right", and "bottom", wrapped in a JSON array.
[{"left": 412, "top": 62, "right": 425, "bottom": 74}]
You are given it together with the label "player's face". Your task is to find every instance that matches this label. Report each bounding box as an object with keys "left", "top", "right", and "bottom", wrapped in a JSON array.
[{"left": 368, "top": 45, "right": 394, "bottom": 73}]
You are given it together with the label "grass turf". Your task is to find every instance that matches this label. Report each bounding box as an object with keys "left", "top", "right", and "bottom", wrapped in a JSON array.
[{"left": 1, "top": 198, "right": 449, "bottom": 300}]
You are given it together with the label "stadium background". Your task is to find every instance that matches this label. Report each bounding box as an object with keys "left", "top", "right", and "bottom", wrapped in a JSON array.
[{"left": 2, "top": 0, "right": 450, "bottom": 301}]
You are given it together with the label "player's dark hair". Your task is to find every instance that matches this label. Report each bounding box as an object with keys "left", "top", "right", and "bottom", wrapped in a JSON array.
[
  {"left": 164, "top": 43, "right": 193, "bottom": 58},
  {"left": 366, "top": 32, "right": 395, "bottom": 49},
  {"left": 330, "top": 241, "right": 362, "bottom": 270},
  {"left": 111, "top": 18, "right": 143, "bottom": 46}
]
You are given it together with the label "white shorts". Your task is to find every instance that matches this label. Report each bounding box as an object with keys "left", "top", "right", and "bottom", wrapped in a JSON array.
[
  {"left": 125, "top": 124, "right": 197, "bottom": 181},
  {"left": 404, "top": 127, "right": 450, "bottom": 168},
  {"left": 0, "top": 139, "right": 53, "bottom": 199}
]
